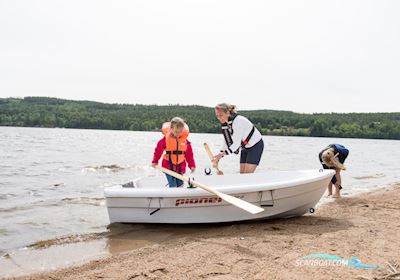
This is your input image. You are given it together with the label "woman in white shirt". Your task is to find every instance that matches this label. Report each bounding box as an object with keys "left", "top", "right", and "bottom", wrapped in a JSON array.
[{"left": 213, "top": 103, "right": 264, "bottom": 174}]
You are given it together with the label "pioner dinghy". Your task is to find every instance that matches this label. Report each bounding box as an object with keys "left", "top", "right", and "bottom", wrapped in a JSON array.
[{"left": 104, "top": 169, "right": 334, "bottom": 224}]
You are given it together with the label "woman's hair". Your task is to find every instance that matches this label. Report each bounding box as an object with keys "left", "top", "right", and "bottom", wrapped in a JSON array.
[
  {"left": 321, "top": 148, "right": 346, "bottom": 170},
  {"left": 170, "top": 117, "right": 185, "bottom": 129},
  {"left": 215, "top": 103, "right": 237, "bottom": 114}
]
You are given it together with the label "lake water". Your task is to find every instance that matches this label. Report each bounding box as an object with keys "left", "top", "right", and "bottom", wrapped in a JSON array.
[{"left": 1, "top": 126, "right": 399, "bottom": 276}]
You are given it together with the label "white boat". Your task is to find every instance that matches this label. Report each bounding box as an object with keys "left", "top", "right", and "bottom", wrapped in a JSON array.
[{"left": 104, "top": 169, "right": 335, "bottom": 224}]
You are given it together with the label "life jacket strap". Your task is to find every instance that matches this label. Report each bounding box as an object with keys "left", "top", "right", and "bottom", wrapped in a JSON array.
[
  {"left": 166, "top": 151, "right": 184, "bottom": 155},
  {"left": 241, "top": 126, "right": 255, "bottom": 148}
]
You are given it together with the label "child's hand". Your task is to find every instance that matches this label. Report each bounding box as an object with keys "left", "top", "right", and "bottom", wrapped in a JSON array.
[
  {"left": 151, "top": 163, "right": 157, "bottom": 168},
  {"left": 190, "top": 167, "right": 196, "bottom": 173},
  {"left": 334, "top": 153, "right": 339, "bottom": 158}
]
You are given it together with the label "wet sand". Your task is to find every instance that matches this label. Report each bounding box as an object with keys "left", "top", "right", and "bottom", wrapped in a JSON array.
[{"left": 6, "top": 184, "right": 400, "bottom": 280}]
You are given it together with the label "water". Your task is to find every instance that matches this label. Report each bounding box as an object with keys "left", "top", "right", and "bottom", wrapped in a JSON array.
[{"left": 0, "top": 127, "right": 399, "bottom": 274}]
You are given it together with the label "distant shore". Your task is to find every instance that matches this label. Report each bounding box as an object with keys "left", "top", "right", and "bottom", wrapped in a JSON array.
[
  {"left": 2, "top": 97, "right": 400, "bottom": 139},
  {"left": 9, "top": 183, "right": 400, "bottom": 280}
]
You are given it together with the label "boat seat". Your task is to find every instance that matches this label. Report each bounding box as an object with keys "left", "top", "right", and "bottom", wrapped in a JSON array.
[
  {"left": 122, "top": 178, "right": 142, "bottom": 188},
  {"left": 122, "top": 181, "right": 135, "bottom": 188}
]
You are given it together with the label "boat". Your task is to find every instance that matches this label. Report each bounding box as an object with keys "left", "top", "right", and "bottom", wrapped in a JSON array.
[{"left": 104, "top": 169, "right": 335, "bottom": 224}]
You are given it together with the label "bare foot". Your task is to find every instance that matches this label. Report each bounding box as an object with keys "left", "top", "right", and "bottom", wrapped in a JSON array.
[
  {"left": 326, "top": 194, "right": 333, "bottom": 198},
  {"left": 332, "top": 193, "right": 341, "bottom": 198}
]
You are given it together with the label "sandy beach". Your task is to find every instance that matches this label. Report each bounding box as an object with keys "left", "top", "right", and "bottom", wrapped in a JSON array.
[{"left": 6, "top": 184, "right": 400, "bottom": 280}]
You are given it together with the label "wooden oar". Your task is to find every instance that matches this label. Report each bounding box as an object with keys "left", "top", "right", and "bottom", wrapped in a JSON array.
[
  {"left": 203, "top": 143, "right": 224, "bottom": 175},
  {"left": 154, "top": 165, "right": 264, "bottom": 215}
]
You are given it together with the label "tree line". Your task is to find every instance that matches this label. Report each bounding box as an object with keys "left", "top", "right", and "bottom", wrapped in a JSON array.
[{"left": 1, "top": 97, "right": 399, "bottom": 140}]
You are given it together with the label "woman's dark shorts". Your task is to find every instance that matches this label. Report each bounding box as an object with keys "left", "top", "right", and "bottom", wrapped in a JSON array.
[{"left": 240, "top": 139, "right": 264, "bottom": 165}]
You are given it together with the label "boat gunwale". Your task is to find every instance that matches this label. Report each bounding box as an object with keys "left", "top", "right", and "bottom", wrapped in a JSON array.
[{"left": 104, "top": 169, "right": 335, "bottom": 198}]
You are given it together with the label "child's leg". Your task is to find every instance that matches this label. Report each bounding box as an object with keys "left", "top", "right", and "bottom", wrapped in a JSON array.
[
  {"left": 328, "top": 172, "right": 337, "bottom": 196},
  {"left": 165, "top": 174, "right": 178, "bottom": 188},
  {"left": 323, "top": 165, "right": 334, "bottom": 196},
  {"left": 176, "top": 178, "right": 184, "bottom": 188},
  {"left": 334, "top": 169, "right": 342, "bottom": 189},
  {"left": 332, "top": 169, "right": 342, "bottom": 198},
  {"left": 332, "top": 185, "right": 341, "bottom": 198},
  {"left": 327, "top": 181, "right": 333, "bottom": 196}
]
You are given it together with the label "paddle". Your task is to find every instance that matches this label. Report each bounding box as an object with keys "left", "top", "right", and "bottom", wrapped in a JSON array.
[
  {"left": 154, "top": 165, "right": 264, "bottom": 214},
  {"left": 203, "top": 143, "right": 224, "bottom": 175}
]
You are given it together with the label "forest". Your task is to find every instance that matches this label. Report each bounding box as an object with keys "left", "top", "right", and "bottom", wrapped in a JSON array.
[{"left": 1, "top": 97, "right": 399, "bottom": 140}]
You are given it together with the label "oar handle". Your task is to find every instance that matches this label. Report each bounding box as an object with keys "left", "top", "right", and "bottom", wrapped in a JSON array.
[
  {"left": 203, "top": 143, "right": 224, "bottom": 175},
  {"left": 203, "top": 143, "right": 215, "bottom": 161}
]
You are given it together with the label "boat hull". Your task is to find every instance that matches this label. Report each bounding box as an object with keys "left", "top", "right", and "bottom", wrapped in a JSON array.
[{"left": 104, "top": 170, "right": 334, "bottom": 224}]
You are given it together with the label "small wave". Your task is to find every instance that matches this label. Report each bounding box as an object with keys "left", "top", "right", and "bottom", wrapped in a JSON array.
[
  {"left": 28, "top": 232, "right": 104, "bottom": 249},
  {"left": 25, "top": 173, "right": 51, "bottom": 178},
  {"left": 0, "top": 228, "right": 10, "bottom": 237},
  {"left": 131, "top": 165, "right": 157, "bottom": 173},
  {"left": 61, "top": 197, "right": 105, "bottom": 207},
  {"left": 354, "top": 173, "right": 386, "bottom": 180},
  {"left": 0, "top": 193, "right": 17, "bottom": 200},
  {"left": 0, "top": 251, "right": 10, "bottom": 259},
  {"left": 48, "top": 182, "right": 65, "bottom": 189},
  {"left": 0, "top": 205, "right": 38, "bottom": 213},
  {"left": 0, "top": 197, "right": 104, "bottom": 213},
  {"left": 82, "top": 164, "right": 127, "bottom": 173},
  {"left": 82, "top": 164, "right": 156, "bottom": 175},
  {"left": 29, "top": 190, "right": 43, "bottom": 197}
]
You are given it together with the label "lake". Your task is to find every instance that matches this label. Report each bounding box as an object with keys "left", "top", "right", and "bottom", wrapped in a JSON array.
[{"left": 0, "top": 126, "right": 399, "bottom": 275}]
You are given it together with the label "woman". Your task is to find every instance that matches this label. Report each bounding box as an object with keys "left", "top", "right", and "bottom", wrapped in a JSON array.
[
  {"left": 319, "top": 144, "right": 349, "bottom": 198},
  {"left": 213, "top": 103, "right": 264, "bottom": 174}
]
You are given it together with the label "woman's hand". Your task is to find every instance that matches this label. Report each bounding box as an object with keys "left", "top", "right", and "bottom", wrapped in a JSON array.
[
  {"left": 212, "top": 152, "right": 224, "bottom": 165},
  {"left": 190, "top": 167, "right": 196, "bottom": 173}
]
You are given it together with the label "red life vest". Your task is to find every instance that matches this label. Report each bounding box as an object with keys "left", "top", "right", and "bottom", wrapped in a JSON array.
[{"left": 162, "top": 122, "right": 189, "bottom": 166}]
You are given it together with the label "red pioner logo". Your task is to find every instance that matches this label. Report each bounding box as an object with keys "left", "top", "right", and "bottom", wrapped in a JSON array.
[{"left": 175, "top": 197, "right": 223, "bottom": 206}]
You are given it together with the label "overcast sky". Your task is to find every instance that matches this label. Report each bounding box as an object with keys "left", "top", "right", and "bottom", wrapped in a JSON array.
[{"left": 1, "top": 0, "right": 399, "bottom": 113}]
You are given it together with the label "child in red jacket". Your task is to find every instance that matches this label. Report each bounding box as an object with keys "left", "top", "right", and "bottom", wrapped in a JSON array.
[{"left": 152, "top": 117, "right": 196, "bottom": 187}]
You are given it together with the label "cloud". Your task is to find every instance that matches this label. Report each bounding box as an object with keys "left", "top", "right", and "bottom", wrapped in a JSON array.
[{"left": 1, "top": 0, "right": 400, "bottom": 112}]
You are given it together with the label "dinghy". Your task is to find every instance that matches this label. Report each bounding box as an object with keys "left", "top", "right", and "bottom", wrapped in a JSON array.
[{"left": 104, "top": 169, "right": 335, "bottom": 224}]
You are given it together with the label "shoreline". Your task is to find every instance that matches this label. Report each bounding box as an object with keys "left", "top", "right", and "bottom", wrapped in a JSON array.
[
  {"left": 4, "top": 183, "right": 400, "bottom": 280},
  {"left": 2, "top": 126, "right": 400, "bottom": 142}
]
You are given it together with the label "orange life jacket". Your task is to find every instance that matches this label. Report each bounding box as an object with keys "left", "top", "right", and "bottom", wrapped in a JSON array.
[{"left": 162, "top": 122, "right": 189, "bottom": 167}]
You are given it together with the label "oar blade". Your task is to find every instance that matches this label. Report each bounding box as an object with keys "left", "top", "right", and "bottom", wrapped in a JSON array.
[{"left": 216, "top": 192, "right": 264, "bottom": 214}]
